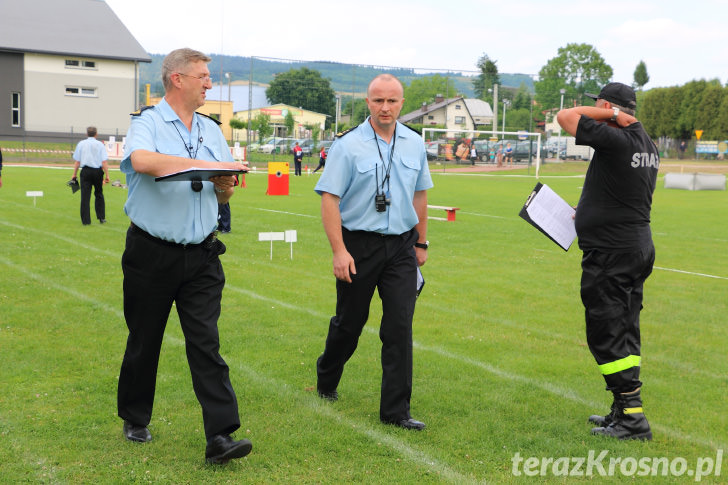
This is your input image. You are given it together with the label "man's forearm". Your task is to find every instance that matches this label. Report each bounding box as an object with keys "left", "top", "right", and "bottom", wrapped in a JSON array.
[
  {"left": 321, "top": 193, "right": 346, "bottom": 254},
  {"left": 130, "top": 149, "right": 240, "bottom": 177}
]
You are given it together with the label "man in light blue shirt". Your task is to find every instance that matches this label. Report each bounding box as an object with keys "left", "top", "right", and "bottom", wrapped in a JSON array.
[
  {"left": 314, "top": 74, "right": 433, "bottom": 430},
  {"left": 71, "top": 126, "right": 109, "bottom": 224},
  {"left": 117, "top": 48, "right": 252, "bottom": 464}
]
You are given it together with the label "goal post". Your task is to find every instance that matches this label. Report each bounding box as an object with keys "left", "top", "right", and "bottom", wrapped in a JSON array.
[{"left": 421, "top": 127, "right": 543, "bottom": 178}]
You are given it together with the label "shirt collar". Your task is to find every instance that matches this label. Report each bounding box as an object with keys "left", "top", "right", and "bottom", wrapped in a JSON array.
[{"left": 360, "top": 116, "right": 404, "bottom": 143}]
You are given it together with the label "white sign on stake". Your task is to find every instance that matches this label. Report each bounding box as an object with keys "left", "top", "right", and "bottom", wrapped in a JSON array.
[
  {"left": 258, "top": 232, "right": 285, "bottom": 260},
  {"left": 285, "top": 230, "right": 298, "bottom": 259},
  {"left": 26, "top": 191, "right": 44, "bottom": 206}
]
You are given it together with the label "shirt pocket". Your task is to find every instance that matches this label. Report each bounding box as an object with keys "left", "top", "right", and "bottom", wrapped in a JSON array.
[
  {"left": 355, "top": 159, "right": 378, "bottom": 179},
  {"left": 156, "top": 141, "right": 187, "bottom": 158},
  {"left": 399, "top": 157, "right": 421, "bottom": 189},
  {"left": 202, "top": 144, "right": 223, "bottom": 161}
]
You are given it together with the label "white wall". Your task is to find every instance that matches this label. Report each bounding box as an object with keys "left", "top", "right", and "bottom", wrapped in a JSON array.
[{"left": 24, "top": 53, "right": 138, "bottom": 135}]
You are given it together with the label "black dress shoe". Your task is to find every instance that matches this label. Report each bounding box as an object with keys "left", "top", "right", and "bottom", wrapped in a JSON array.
[
  {"left": 123, "top": 421, "right": 152, "bottom": 442},
  {"left": 384, "top": 418, "right": 426, "bottom": 431},
  {"left": 99, "top": 219, "right": 107, "bottom": 224},
  {"left": 317, "top": 389, "right": 338, "bottom": 401},
  {"left": 205, "top": 434, "right": 253, "bottom": 464}
]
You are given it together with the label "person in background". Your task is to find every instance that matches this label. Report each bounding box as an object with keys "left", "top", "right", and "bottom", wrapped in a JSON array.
[
  {"left": 313, "top": 144, "right": 327, "bottom": 173},
  {"left": 314, "top": 74, "right": 433, "bottom": 430},
  {"left": 557, "top": 82, "right": 658, "bottom": 441},
  {"left": 504, "top": 142, "right": 513, "bottom": 166},
  {"left": 293, "top": 141, "right": 304, "bottom": 176},
  {"left": 117, "top": 47, "right": 251, "bottom": 464},
  {"left": 71, "top": 126, "right": 110, "bottom": 224}
]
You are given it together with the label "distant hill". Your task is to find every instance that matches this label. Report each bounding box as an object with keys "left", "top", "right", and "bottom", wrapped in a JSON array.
[{"left": 141, "top": 53, "right": 534, "bottom": 99}]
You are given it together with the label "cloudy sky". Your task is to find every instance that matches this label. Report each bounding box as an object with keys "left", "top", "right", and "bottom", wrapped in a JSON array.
[{"left": 105, "top": 0, "right": 728, "bottom": 88}]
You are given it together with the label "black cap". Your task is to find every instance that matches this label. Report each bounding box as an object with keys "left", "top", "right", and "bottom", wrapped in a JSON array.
[{"left": 585, "top": 82, "right": 636, "bottom": 109}]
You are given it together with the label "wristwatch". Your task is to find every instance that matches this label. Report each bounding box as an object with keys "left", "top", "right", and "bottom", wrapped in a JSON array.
[
  {"left": 414, "top": 240, "right": 429, "bottom": 250},
  {"left": 611, "top": 107, "right": 620, "bottom": 122}
]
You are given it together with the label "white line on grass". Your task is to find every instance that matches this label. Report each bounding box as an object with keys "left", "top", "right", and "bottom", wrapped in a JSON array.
[
  {"left": 160, "top": 333, "right": 484, "bottom": 484},
  {"left": 3, "top": 224, "right": 725, "bottom": 452},
  {"left": 654, "top": 266, "right": 728, "bottom": 281},
  {"left": 253, "top": 208, "right": 318, "bottom": 218},
  {"left": 0, "top": 256, "right": 124, "bottom": 320},
  {"left": 0, "top": 219, "right": 122, "bottom": 258}
]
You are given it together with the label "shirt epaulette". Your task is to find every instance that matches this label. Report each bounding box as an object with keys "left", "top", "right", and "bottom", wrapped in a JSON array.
[
  {"left": 401, "top": 123, "right": 421, "bottom": 136},
  {"left": 130, "top": 105, "right": 154, "bottom": 116},
  {"left": 335, "top": 127, "right": 355, "bottom": 139},
  {"left": 196, "top": 112, "right": 222, "bottom": 126}
]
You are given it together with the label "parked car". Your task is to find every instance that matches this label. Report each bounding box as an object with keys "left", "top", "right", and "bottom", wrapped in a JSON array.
[
  {"left": 317, "top": 140, "right": 334, "bottom": 155},
  {"left": 260, "top": 138, "right": 293, "bottom": 154},
  {"left": 513, "top": 140, "right": 539, "bottom": 162},
  {"left": 290, "top": 138, "right": 314, "bottom": 156},
  {"left": 472, "top": 140, "right": 492, "bottom": 162}
]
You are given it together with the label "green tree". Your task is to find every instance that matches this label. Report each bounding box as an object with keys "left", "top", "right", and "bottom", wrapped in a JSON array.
[
  {"left": 534, "top": 43, "right": 613, "bottom": 111},
  {"left": 633, "top": 60, "right": 650, "bottom": 90},
  {"left": 473, "top": 54, "right": 500, "bottom": 100},
  {"left": 695, "top": 82, "right": 725, "bottom": 140},
  {"left": 343, "top": 98, "right": 369, "bottom": 126},
  {"left": 229, "top": 118, "right": 246, "bottom": 142},
  {"left": 284, "top": 110, "right": 295, "bottom": 138},
  {"left": 402, "top": 74, "right": 457, "bottom": 115},
  {"left": 266, "top": 67, "right": 336, "bottom": 126},
  {"left": 305, "top": 123, "right": 321, "bottom": 146},
  {"left": 251, "top": 113, "right": 272, "bottom": 142},
  {"left": 676, "top": 80, "right": 718, "bottom": 140}
]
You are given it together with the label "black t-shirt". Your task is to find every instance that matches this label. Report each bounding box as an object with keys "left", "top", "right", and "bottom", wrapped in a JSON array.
[{"left": 574, "top": 115, "right": 659, "bottom": 251}]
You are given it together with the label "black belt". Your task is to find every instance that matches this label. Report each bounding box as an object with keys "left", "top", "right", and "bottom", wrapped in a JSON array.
[
  {"left": 342, "top": 227, "right": 413, "bottom": 239},
  {"left": 130, "top": 222, "right": 217, "bottom": 249}
]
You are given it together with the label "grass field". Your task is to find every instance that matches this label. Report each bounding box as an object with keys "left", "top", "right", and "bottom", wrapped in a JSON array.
[{"left": 1, "top": 162, "right": 726, "bottom": 483}]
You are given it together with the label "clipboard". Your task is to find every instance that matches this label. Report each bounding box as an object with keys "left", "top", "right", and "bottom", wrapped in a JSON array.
[
  {"left": 416, "top": 267, "right": 425, "bottom": 298},
  {"left": 518, "top": 182, "right": 577, "bottom": 251},
  {"left": 154, "top": 167, "right": 246, "bottom": 182}
]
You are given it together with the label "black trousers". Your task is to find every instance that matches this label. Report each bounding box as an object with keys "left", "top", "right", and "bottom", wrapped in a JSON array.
[
  {"left": 312, "top": 159, "right": 325, "bottom": 173},
  {"left": 580, "top": 244, "right": 655, "bottom": 393},
  {"left": 294, "top": 160, "right": 302, "bottom": 176},
  {"left": 118, "top": 226, "right": 240, "bottom": 439},
  {"left": 80, "top": 166, "right": 105, "bottom": 224},
  {"left": 217, "top": 203, "right": 231, "bottom": 232},
  {"left": 317, "top": 228, "right": 419, "bottom": 422}
]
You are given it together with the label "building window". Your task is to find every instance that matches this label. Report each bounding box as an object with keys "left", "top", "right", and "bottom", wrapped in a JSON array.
[
  {"left": 455, "top": 116, "right": 465, "bottom": 124},
  {"left": 427, "top": 115, "right": 434, "bottom": 120},
  {"left": 65, "top": 59, "right": 97, "bottom": 70},
  {"left": 455, "top": 105, "right": 462, "bottom": 110},
  {"left": 65, "top": 86, "right": 97, "bottom": 97},
  {"left": 11, "top": 92, "right": 21, "bottom": 127}
]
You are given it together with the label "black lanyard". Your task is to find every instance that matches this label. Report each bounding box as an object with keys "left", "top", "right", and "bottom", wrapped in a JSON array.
[
  {"left": 374, "top": 125, "right": 396, "bottom": 196},
  {"left": 172, "top": 119, "right": 202, "bottom": 160},
  {"left": 172, "top": 118, "right": 204, "bottom": 191}
]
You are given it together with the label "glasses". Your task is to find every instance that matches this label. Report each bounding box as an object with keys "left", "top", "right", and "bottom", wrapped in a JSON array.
[{"left": 176, "top": 72, "right": 211, "bottom": 83}]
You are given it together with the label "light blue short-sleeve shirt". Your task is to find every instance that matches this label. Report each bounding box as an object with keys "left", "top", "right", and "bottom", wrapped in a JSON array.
[
  {"left": 73, "top": 137, "right": 107, "bottom": 168},
  {"left": 314, "top": 118, "right": 433, "bottom": 235},
  {"left": 121, "top": 98, "right": 233, "bottom": 244}
]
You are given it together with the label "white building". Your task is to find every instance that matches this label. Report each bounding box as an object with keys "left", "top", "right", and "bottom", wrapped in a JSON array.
[
  {"left": 398, "top": 95, "right": 493, "bottom": 132},
  {"left": 0, "top": 0, "right": 151, "bottom": 142}
]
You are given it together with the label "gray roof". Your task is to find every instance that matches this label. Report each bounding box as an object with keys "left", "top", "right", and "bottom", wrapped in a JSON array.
[
  {"left": 463, "top": 98, "right": 493, "bottom": 117},
  {"left": 0, "top": 0, "right": 151, "bottom": 62},
  {"left": 399, "top": 97, "right": 462, "bottom": 123}
]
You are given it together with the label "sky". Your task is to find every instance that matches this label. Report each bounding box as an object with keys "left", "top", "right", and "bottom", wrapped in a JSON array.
[{"left": 104, "top": 0, "right": 728, "bottom": 89}]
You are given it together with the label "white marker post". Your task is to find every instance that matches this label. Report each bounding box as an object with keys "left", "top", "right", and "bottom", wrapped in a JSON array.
[
  {"left": 258, "top": 231, "right": 285, "bottom": 260},
  {"left": 284, "top": 230, "right": 297, "bottom": 260},
  {"left": 26, "top": 191, "right": 43, "bottom": 206}
]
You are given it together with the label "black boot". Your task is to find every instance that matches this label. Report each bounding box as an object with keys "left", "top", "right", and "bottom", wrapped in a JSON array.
[
  {"left": 588, "top": 399, "right": 615, "bottom": 427},
  {"left": 591, "top": 388, "right": 652, "bottom": 440}
]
